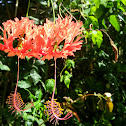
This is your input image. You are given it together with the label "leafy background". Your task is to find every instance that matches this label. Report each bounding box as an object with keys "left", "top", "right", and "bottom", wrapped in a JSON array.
[{"left": 0, "top": 0, "right": 126, "bottom": 126}]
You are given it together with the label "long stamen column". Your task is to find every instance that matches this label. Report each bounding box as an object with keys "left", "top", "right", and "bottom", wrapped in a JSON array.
[{"left": 44, "top": 59, "right": 73, "bottom": 125}]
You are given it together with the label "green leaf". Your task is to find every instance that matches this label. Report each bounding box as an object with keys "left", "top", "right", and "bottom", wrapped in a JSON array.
[
  {"left": 40, "top": 80, "right": 46, "bottom": 91},
  {"left": 24, "top": 88, "right": 36, "bottom": 99},
  {"left": 64, "top": 70, "right": 72, "bottom": 78},
  {"left": 99, "top": 50, "right": 109, "bottom": 58},
  {"left": 35, "top": 89, "right": 43, "bottom": 101},
  {"left": 39, "top": 1, "right": 47, "bottom": 5},
  {"left": 121, "top": 0, "right": 126, "bottom": 5},
  {"left": 100, "top": 0, "right": 108, "bottom": 6},
  {"left": 60, "top": 75, "right": 64, "bottom": 82},
  {"left": 109, "top": 15, "right": 120, "bottom": 31},
  {"left": 35, "top": 60, "right": 45, "bottom": 66},
  {"left": 24, "top": 72, "right": 30, "bottom": 80},
  {"left": 102, "top": 19, "right": 107, "bottom": 29},
  {"left": 45, "top": 79, "right": 55, "bottom": 94},
  {"left": 94, "top": 0, "right": 100, "bottom": 8},
  {"left": 89, "top": 16, "right": 99, "bottom": 28},
  {"left": 95, "top": 5, "right": 104, "bottom": 19},
  {"left": 30, "top": 69, "right": 41, "bottom": 85},
  {"left": 98, "top": 61, "right": 106, "bottom": 67},
  {"left": 0, "top": 61, "right": 10, "bottom": 71},
  {"left": 0, "top": 64, "right": 10, "bottom": 71},
  {"left": 92, "top": 30, "right": 103, "bottom": 48},
  {"left": 83, "top": 8, "right": 91, "bottom": 16},
  {"left": 18, "top": 81, "right": 31, "bottom": 88},
  {"left": 91, "top": 6, "right": 97, "bottom": 13},
  {"left": 66, "top": 59, "right": 75, "bottom": 69},
  {"left": 64, "top": 76, "right": 70, "bottom": 89},
  {"left": 28, "top": 16, "right": 39, "bottom": 24},
  {"left": 36, "top": 118, "right": 45, "bottom": 126}
]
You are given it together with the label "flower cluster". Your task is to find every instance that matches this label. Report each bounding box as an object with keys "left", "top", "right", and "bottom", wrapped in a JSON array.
[
  {"left": 0, "top": 16, "right": 83, "bottom": 125},
  {"left": 0, "top": 16, "right": 83, "bottom": 60}
]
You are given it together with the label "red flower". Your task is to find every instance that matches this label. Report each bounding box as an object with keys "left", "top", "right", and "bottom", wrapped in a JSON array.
[
  {"left": 0, "top": 17, "right": 39, "bottom": 59},
  {"left": 0, "top": 16, "right": 83, "bottom": 60},
  {"left": 33, "top": 16, "right": 83, "bottom": 60}
]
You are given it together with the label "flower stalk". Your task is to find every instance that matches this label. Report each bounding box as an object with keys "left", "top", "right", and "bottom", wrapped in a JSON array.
[
  {"left": 44, "top": 59, "right": 73, "bottom": 125},
  {"left": 6, "top": 57, "right": 34, "bottom": 115}
]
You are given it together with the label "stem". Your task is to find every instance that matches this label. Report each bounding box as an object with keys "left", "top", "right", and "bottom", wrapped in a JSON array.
[
  {"left": 15, "top": 56, "right": 19, "bottom": 94},
  {"left": 51, "top": 59, "right": 72, "bottom": 121},
  {"left": 57, "top": 64, "right": 67, "bottom": 78},
  {"left": 60, "top": 3, "right": 77, "bottom": 21},
  {"left": 51, "top": 0, "right": 55, "bottom": 23},
  {"left": 69, "top": 93, "right": 107, "bottom": 106},
  {"left": 51, "top": 59, "right": 56, "bottom": 100},
  {"left": 26, "top": 0, "right": 31, "bottom": 17},
  {"left": 14, "top": 0, "right": 19, "bottom": 17}
]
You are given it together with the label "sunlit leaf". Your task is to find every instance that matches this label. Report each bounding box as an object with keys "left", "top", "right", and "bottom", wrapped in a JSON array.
[
  {"left": 0, "top": 64, "right": 10, "bottom": 71},
  {"left": 92, "top": 30, "right": 103, "bottom": 48},
  {"left": 109, "top": 15, "right": 120, "bottom": 31},
  {"left": 89, "top": 16, "right": 99, "bottom": 28},
  {"left": 18, "top": 81, "right": 31, "bottom": 88},
  {"left": 121, "top": 0, "right": 126, "bottom": 5}
]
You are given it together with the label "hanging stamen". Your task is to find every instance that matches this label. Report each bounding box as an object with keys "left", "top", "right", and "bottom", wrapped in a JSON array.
[
  {"left": 44, "top": 59, "right": 73, "bottom": 125},
  {"left": 6, "top": 57, "right": 34, "bottom": 115}
]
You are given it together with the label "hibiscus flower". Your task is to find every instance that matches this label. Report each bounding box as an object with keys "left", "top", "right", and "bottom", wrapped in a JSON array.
[
  {"left": 0, "top": 17, "right": 39, "bottom": 59},
  {"left": 33, "top": 16, "right": 83, "bottom": 60}
]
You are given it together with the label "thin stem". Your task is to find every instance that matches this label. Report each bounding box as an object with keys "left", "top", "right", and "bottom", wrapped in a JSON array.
[
  {"left": 26, "top": 0, "right": 31, "bottom": 17},
  {"left": 15, "top": 56, "right": 19, "bottom": 94},
  {"left": 51, "top": 59, "right": 56, "bottom": 100},
  {"left": 57, "top": 64, "right": 67, "bottom": 78},
  {"left": 51, "top": 59, "right": 72, "bottom": 121},
  {"left": 51, "top": 0, "right": 56, "bottom": 23},
  {"left": 14, "top": 0, "right": 19, "bottom": 17},
  {"left": 60, "top": 3, "right": 77, "bottom": 21},
  {"left": 68, "top": 93, "right": 107, "bottom": 106}
]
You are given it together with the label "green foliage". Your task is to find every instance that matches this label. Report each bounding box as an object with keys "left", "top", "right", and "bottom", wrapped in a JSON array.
[
  {"left": 18, "top": 80, "right": 31, "bottom": 88},
  {"left": 60, "top": 70, "right": 72, "bottom": 89},
  {"left": 109, "top": 15, "right": 120, "bottom": 32},
  {"left": 0, "top": 61, "right": 10, "bottom": 71},
  {"left": 66, "top": 59, "right": 75, "bottom": 69},
  {"left": 45, "top": 79, "right": 55, "bottom": 94},
  {"left": 30, "top": 69, "right": 41, "bottom": 85},
  {"left": 91, "top": 30, "right": 103, "bottom": 48}
]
